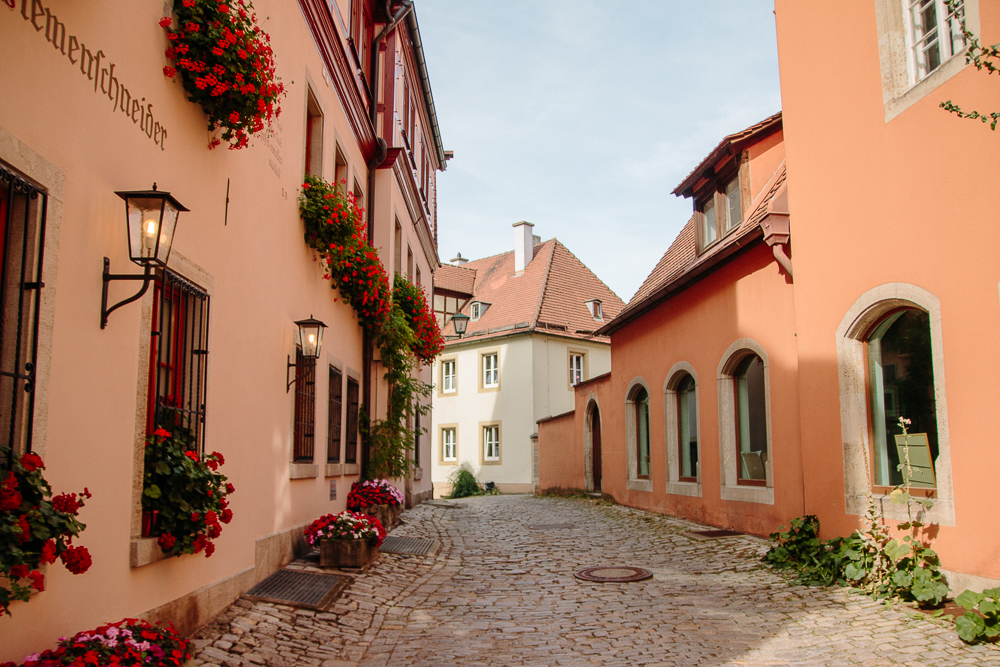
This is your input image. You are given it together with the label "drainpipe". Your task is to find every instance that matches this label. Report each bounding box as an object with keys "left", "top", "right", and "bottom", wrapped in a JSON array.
[
  {"left": 361, "top": 1, "right": 412, "bottom": 477},
  {"left": 760, "top": 189, "right": 793, "bottom": 280}
]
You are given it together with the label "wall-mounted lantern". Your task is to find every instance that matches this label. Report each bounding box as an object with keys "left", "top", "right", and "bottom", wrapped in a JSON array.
[
  {"left": 450, "top": 312, "right": 469, "bottom": 338},
  {"left": 101, "top": 184, "right": 188, "bottom": 329},
  {"left": 286, "top": 316, "right": 327, "bottom": 392}
]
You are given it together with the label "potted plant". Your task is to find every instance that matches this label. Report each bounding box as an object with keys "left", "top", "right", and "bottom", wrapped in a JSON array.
[
  {"left": 0, "top": 448, "right": 92, "bottom": 616},
  {"left": 304, "top": 511, "right": 386, "bottom": 569},
  {"left": 346, "top": 479, "right": 404, "bottom": 530},
  {"left": 142, "top": 428, "right": 234, "bottom": 558}
]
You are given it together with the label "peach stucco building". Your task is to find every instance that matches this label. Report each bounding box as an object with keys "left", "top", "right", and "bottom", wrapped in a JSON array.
[
  {"left": 0, "top": 0, "right": 446, "bottom": 658},
  {"left": 539, "top": 0, "right": 1000, "bottom": 591}
]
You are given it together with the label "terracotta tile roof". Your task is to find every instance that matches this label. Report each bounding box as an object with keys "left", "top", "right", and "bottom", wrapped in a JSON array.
[
  {"left": 440, "top": 239, "right": 625, "bottom": 345},
  {"left": 672, "top": 111, "right": 782, "bottom": 197},
  {"left": 434, "top": 263, "right": 476, "bottom": 296},
  {"left": 609, "top": 162, "right": 787, "bottom": 331}
]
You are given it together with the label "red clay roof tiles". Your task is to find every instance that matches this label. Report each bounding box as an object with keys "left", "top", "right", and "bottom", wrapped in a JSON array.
[{"left": 434, "top": 263, "right": 476, "bottom": 296}]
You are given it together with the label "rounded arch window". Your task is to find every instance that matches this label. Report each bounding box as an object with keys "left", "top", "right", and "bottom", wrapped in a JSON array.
[
  {"left": 632, "top": 386, "right": 650, "bottom": 479},
  {"left": 735, "top": 354, "right": 766, "bottom": 483},
  {"left": 676, "top": 374, "right": 698, "bottom": 481},
  {"left": 866, "top": 308, "right": 938, "bottom": 488}
]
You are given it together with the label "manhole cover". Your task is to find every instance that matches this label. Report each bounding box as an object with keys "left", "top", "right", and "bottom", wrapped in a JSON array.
[
  {"left": 688, "top": 529, "right": 742, "bottom": 539},
  {"left": 526, "top": 523, "right": 575, "bottom": 530},
  {"left": 245, "top": 569, "right": 349, "bottom": 610},
  {"left": 574, "top": 566, "right": 652, "bottom": 582},
  {"left": 380, "top": 535, "right": 440, "bottom": 556}
]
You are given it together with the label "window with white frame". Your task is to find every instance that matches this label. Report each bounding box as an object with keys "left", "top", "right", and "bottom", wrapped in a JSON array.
[
  {"left": 697, "top": 173, "right": 742, "bottom": 252},
  {"left": 483, "top": 425, "right": 500, "bottom": 461},
  {"left": 442, "top": 359, "right": 456, "bottom": 393},
  {"left": 569, "top": 353, "right": 584, "bottom": 386},
  {"left": 482, "top": 352, "right": 498, "bottom": 388},
  {"left": 905, "top": 0, "right": 966, "bottom": 85},
  {"left": 471, "top": 302, "right": 482, "bottom": 320},
  {"left": 442, "top": 427, "right": 457, "bottom": 461}
]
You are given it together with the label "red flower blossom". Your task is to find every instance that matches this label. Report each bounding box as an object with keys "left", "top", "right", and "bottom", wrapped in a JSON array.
[
  {"left": 212, "top": 451, "right": 225, "bottom": 465},
  {"left": 0, "top": 471, "right": 21, "bottom": 511},
  {"left": 163, "top": 66, "right": 177, "bottom": 78},
  {"left": 184, "top": 450, "right": 199, "bottom": 462},
  {"left": 52, "top": 492, "right": 83, "bottom": 514},
  {"left": 41, "top": 540, "right": 57, "bottom": 565},
  {"left": 204, "top": 540, "right": 216, "bottom": 557},
  {"left": 9, "top": 564, "right": 28, "bottom": 579},
  {"left": 225, "top": 482, "right": 235, "bottom": 494},
  {"left": 221, "top": 508, "right": 233, "bottom": 524},
  {"left": 60, "top": 545, "right": 92, "bottom": 575},
  {"left": 28, "top": 570, "right": 44, "bottom": 592},
  {"left": 159, "top": 16, "right": 173, "bottom": 28},
  {"left": 19, "top": 452, "right": 44, "bottom": 472},
  {"left": 16, "top": 514, "right": 30, "bottom": 543},
  {"left": 154, "top": 428, "right": 171, "bottom": 437},
  {"left": 205, "top": 510, "right": 219, "bottom": 525},
  {"left": 191, "top": 512, "right": 200, "bottom": 522},
  {"left": 158, "top": 533, "right": 177, "bottom": 551}
]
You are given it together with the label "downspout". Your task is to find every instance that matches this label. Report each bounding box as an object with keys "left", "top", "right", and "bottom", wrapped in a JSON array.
[
  {"left": 759, "top": 188, "right": 793, "bottom": 280},
  {"left": 362, "top": 0, "right": 412, "bottom": 477}
]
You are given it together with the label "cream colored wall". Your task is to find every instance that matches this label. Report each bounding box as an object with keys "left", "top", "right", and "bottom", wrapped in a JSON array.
[
  {"left": 531, "top": 335, "right": 611, "bottom": 422},
  {"left": 0, "top": 0, "right": 397, "bottom": 657}
]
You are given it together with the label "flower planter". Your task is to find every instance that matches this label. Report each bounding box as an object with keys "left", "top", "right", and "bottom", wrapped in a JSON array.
[
  {"left": 359, "top": 503, "right": 401, "bottom": 531},
  {"left": 320, "top": 539, "right": 378, "bottom": 569}
]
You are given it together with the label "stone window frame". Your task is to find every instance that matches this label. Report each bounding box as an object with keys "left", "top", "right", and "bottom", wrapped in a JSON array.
[
  {"left": 479, "top": 420, "right": 502, "bottom": 465},
  {"left": 567, "top": 347, "right": 588, "bottom": 390},
  {"left": 717, "top": 339, "right": 774, "bottom": 505},
  {"left": 438, "top": 423, "right": 458, "bottom": 465},
  {"left": 875, "top": 0, "right": 980, "bottom": 123},
  {"left": 479, "top": 348, "right": 500, "bottom": 392},
  {"left": 836, "top": 283, "right": 954, "bottom": 525},
  {"left": 625, "top": 377, "right": 653, "bottom": 492},
  {"left": 664, "top": 362, "right": 702, "bottom": 498}
]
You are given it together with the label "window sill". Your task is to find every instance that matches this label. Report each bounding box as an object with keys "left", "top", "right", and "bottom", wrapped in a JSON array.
[
  {"left": 131, "top": 537, "right": 169, "bottom": 568},
  {"left": 342, "top": 463, "right": 360, "bottom": 476},
  {"left": 325, "top": 463, "right": 343, "bottom": 477},
  {"left": 884, "top": 52, "right": 969, "bottom": 123},
  {"left": 666, "top": 480, "right": 702, "bottom": 498},
  {"left": 290, "top": 463, "right": 319, "bottom": 480},
  {"left": 720, "top": 484, "right": 773, "bottom": 505},
  {"left": 846, "top": 492, "right": 955, "bottom": 526},
  {"left": 626, "top": 479, "right": 653, "bottom": 493}
]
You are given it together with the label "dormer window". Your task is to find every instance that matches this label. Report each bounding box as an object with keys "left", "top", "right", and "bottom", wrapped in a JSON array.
[
  {"left": 585, "top": 299, "right": 603, "bottom": 321},
  {"left": 696, "top": 172, "right": 743, "bottom": 253},
  {"left": 470, "top": 301, "right": 489, "bottom": 321}
]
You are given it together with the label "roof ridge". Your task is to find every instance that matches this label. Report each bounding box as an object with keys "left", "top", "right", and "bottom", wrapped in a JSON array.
[
  {"left": 529, "top": 240, "right": 558, "bottom": 329},
  {"left": 439, "top": 262, "right": 477, "bottom": 274},
  {"left": 461, "top": 238, "right": 553, "bottom": 267}
]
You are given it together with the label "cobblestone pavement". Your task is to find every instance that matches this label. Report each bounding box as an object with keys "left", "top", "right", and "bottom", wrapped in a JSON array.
[{"left": 190, "top": 495, "right": 1000, "bottom": 667}]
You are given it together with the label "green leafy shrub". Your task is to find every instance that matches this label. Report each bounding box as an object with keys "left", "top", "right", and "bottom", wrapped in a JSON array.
[
  {"left": 955, "top": 588, "right": 1000, "bottom": 644},
  {"left": 447, "top": 463, "right": 483, "bottom": 499}
]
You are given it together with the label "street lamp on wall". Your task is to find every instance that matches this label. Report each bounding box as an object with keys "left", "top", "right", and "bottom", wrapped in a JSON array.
[
  {"left": 450, "top": 312, "right": 469, "bottom": 338},
  {"left": 101, "top": 184, "right": 188, "bottom": 329},
  {"left": 287, "top": 316, "right": 327, "bottom": 392}
]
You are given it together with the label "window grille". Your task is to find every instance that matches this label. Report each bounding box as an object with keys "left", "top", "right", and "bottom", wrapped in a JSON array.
[
  {"left": 148, "top": 270, "right": 210, "bottom": 453},
  {"left": 0, "top": 164, "right": 47, "bottom": 468},
  {"left": 292, "top": 348, "right": 316, "bottom": 462},
  {"left": 345, "top": 376, "right": 359, "bottom": 464},
  {"left": 328, "top": 367, "right": 342, "bottom": 463}
]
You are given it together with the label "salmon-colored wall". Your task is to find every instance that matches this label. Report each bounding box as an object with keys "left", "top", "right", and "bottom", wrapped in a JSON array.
[
  {"left": 0, "top": 0, "right": 440, "bottom": 657},
  {"left": 589, "top": 242, "right": 803, "bottom": 536},
  {"left": 537, "top": 412, "right": 585, "bottom": 492},
  {"left": 776, "top": 0, "right": 1000, "bottom": 579}
]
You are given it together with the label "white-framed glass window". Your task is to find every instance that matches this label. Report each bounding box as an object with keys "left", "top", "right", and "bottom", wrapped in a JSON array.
[
  {"left": 442, "top": 359, "right": 456, "bottom": 393},
  {"left": 442, "top": 427, "right": 457, "bottom": 461},
  {"left": 484, "top": 425, "right": 500, "bottom": 461},
  {"left": 905, "top": 0, "right": 966, "bottom": 85},
  {"left": 471, "top": 302, "right": 481, "bottom": 320},
  {"left": 724, "top": 176, "right": 741, "bottom": 233},
  {"left": 593, "top": 301, "right": 602, "bottom": 320},
  {"left": 483, "top": 353, "right": 498, "bottom": 388},
  {"left": 569, "top": 353, "right": 584, "bottom": 386},
  {"left": 701, "top": 197, "right": 718, "bottom": 247}
]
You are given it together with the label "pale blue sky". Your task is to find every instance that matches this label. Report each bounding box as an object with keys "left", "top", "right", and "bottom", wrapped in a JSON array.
[{"left": 416, "top": 1, "right": 782, "bottom": 302}]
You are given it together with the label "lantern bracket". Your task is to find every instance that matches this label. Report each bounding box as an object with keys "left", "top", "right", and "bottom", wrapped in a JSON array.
[
  {"left": 101, "top": 257, "right": 155, "bottom": 329},
  {"left": 286, "top": 354, "right": 312, "bottom": 393}
]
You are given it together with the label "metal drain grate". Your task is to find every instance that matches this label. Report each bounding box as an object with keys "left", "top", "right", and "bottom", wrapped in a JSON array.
[
  {"left": 245, "top": 569, "right": 349, "bottom": 610},
  {"left": 526, "top": 523, "right": 575, "bottom": 530},
  {"left": 688, "top": 529, "right": 743, "bottom": 539},
  {"left": 380, "top": 535, "right": 439, "bottom": 556}
]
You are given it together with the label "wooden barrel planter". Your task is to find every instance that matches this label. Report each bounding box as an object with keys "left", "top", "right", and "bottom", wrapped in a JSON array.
[{"left": 320, "top": 539, "right": 378, "bottom": 569}]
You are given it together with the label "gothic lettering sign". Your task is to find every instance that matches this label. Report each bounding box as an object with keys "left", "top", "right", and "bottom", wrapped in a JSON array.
[{"left": 7, "top": 0, "right": 170, "bottom": 150}]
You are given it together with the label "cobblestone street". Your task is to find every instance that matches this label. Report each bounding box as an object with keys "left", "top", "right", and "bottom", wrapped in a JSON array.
[{"left": 190, "top": 496, "right": 1000, "bottom": 667}]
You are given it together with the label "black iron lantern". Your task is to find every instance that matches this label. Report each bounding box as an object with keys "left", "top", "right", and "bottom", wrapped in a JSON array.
[
  {"left": 101, "top": 184, "right": 188, "bottom": 329},
  {"left": 451, "top": 312, "right": 470, "bottom": 337},
  {"left": 115, "top": 184, "right": 188, "bottom": 267},
  {"left": 287, "top": 316, "right": 327, "bottom": 391}
]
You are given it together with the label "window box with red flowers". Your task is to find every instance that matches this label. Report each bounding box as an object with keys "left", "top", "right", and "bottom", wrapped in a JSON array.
[
  {"left": 303, "top": 510, "right": 386, "bottom": 569},
  {"left": 0, "top": 618, "right": 190, "bottom": 667},
  {"left": 140, "top": 429, "right": 234, "bottom": 562},
  {"left": 0, "top": 448, "right": 92, "bottom": 616},
  {"left": 393, "top": 274, "right": 444, "bottom": 364},
  {"left": 159, "top": 0, "right": 284, "bottom": 150},
  {"left": 346, "top": 479, "right": 404, "bottom": 531}
]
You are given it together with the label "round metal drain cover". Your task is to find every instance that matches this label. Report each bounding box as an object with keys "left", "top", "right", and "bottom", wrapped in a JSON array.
[{"left": 574, "top": 566, "right": 652, "bottom": 582}]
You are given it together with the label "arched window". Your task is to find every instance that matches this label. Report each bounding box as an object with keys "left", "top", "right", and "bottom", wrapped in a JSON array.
[
  {"left": 736, "top": 354, "right": 767, "bottom": 483},
  {"left": 866, "top": 308, "right": 938, "bottom": 489},
  {"left": 635, "top": 386, "right": 650, "bottom": 479},
  {"left": 676, "top": 374, "right": 698, "bottom": 481}
]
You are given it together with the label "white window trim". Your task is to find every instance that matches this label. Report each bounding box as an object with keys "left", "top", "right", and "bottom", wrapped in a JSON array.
[
  {"left": 836, "top": 283, "right": 954, "bottom": 525},
  {"left": 569, "top": 352, "right": 585, "bottom": 387},
  {"left": 443, "top": 359, "right": 456, "bottom": 393},
  {"left": 664, "top": 362, "right": 702, "bottom": 498},
  {"left": 483, "top": 352, "right": 499, "bottom": 388},
  {"left": 443, "top": 427, "right": 457, "bottom": 461},
  {"left": 480, "top": 422, "right": 502, "bottom": 465},
  {"left": 717, "top": 339, "right": 774, "bottom": 505},
  {"left": 624, "top": 377, "right": 653, "bottom": 492}
]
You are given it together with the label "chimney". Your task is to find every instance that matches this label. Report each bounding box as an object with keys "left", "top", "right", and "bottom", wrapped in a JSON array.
[
  {"left": 451, "top": 252, "right": 468, "bottom": 266},
  {"left": 513, "top": 221, "right": 534, "bottom": 274}
]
